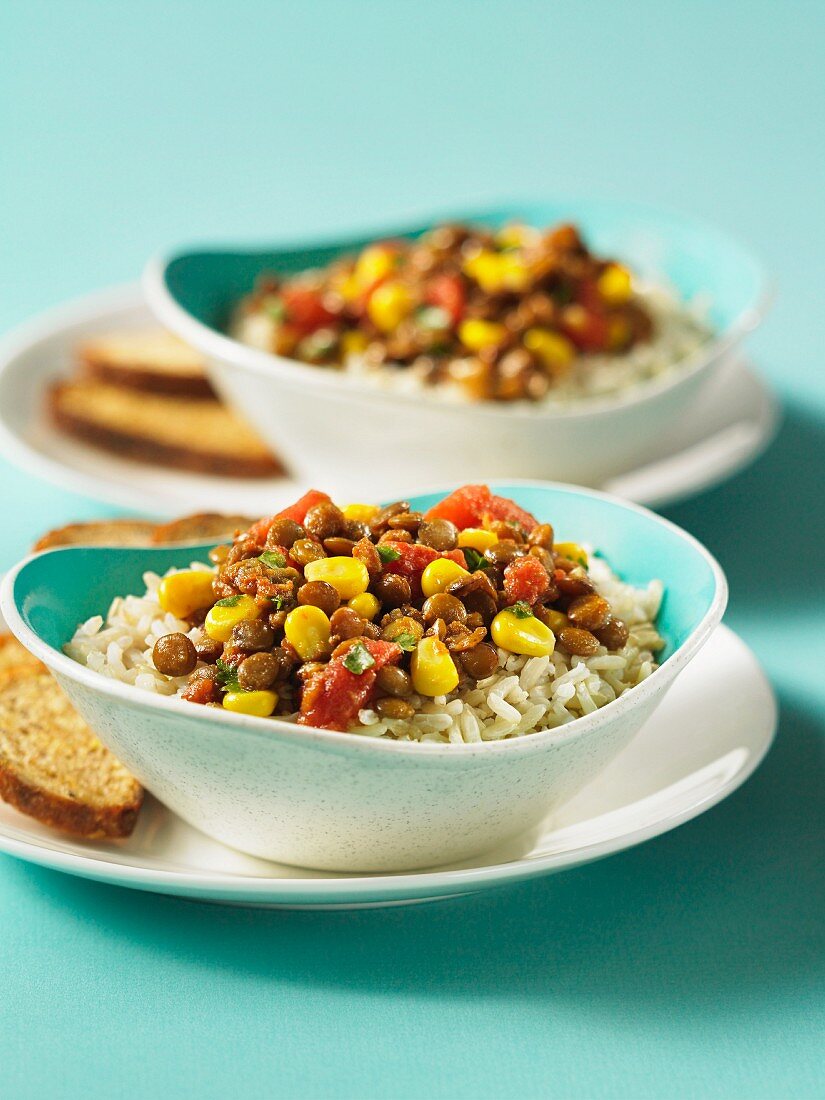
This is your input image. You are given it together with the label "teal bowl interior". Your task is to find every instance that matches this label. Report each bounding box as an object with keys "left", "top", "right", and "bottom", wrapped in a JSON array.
[
  {"left": 9, "top": 485, "right": 722, "bottom": 667},
  {"left": 160, "top": 198, "right": 768, "bottom": 340}
]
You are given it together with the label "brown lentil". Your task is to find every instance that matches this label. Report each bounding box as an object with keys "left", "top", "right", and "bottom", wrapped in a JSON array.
[
  {"left": 596, "top": 618, "right": 630, "bottom": 650},
  {"left": 266, "top": 517, "right": 304, "bottom": 548},
  {"left": 329, "top": 607, "right": 366, "bottom": 641},
  {"left": 238, "top": 651, "right": 280, "bottom": 691},
  {"left": 323, "top": 537, "right": 355, "bottom": 556},
  {"left": 290, "top": 538, "right": 327, "bottom": 567},
  {"left": 558, "top": 626, "right": 601, "bottom": 657},
  {"left": 422, "top": 592, "right": 466, "bottom": 626},
  {"left": 417, "top": 518, "right": 458, "bottom": 551},
  {"left": 372, "top": 572, "right": 412, "bottom": 607},
  {"left": 152, "top": 633, "right": 197, "bottom": 677},
  {"left": 460, "top": 642, "right": 499, "bottom": 680},
  {"left": 567, "top": 593, "right": 612, "bottom": 632},
  {"left": 298, "top": 580, "right": 341, "bottom": 616},
  {"left": 375, "top": 697, "right": 416, "bottom": 721},
  {"left": 375, "top": 665, "right": 413, "bottom": 697},
  {"left": 352, "top": 537, "right": 382, "bottom": 576},
  {"left": 230, "top": 619, "right": 275, "bottom": 652},
  {"left": 304, "top": 502, "right": 345, "bottom": 541}
]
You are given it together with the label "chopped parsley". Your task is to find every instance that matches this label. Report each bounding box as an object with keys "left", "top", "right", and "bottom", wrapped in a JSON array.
[
  {"left": 462, "top": 547, "right": 490, "bottom": 573},
  {"left": 416, "top": 305, "right": 451, "bottom": 331},
  {"left": 263, "top": 297, "right": 286, "bottom": 322},
  {"left": 215, "top": 658, "right": 241, "bottom": 692},
  {"left": 392, "top": 632, "right": 418, "bottom": 653},
  {"left": 511, "top": 601, "right": 534, "bottom": 619},
  {"left": 377, "top": 544, "right": 401, "bottom": 563},
  {"left": 343, "top": 642, "right": 376, "bottom": 675},
  {"left": 215, "top": 595, "right": 243, "bottom": 608},
  {"left": 259, "top": 550, "right": 287, "bottom": 569}
]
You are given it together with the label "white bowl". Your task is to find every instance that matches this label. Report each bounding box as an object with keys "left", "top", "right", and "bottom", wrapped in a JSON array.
[
  {"left": 143, "top": 199, "right": 770, "bottom": 497},
  {"left": 1, "top": 481, "right": 727, "bottom": 872}
]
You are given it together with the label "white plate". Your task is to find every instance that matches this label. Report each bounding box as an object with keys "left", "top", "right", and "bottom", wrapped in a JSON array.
[
  {"left": 0, "top": 624, "right": 776, "bottom": 909},
  {"left": 0, "top": 285, "right": 778, "bottom": 516}
]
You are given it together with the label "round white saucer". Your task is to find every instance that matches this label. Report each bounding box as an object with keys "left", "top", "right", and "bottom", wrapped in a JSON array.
[
  {"left": 0, "top": 625, "right": 776, "bottom": 909},
  {"left": 0, "top": 285, "right": 779, "bottom": 516}
]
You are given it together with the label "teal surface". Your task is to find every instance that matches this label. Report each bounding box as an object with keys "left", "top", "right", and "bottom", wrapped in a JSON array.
[
  {"left": 0, "top": 2, "right": 823, "bottom": 1098},
  {"left": 163, "top": 198, "right": 767, "bottom": 333}
]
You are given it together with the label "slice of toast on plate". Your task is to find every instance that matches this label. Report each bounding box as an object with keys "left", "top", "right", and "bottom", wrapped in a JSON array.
[
  {"left": 152, "top": 512, "right": 255, "bottom": 544},
  {"left": 32, "top": 519, "right": 161, "bottom": 551},
  {"left": 78, "top": 329, "right": 215, "bottom": 398},
  {"left": 49, "top": 378, "right": 282, "bottom": 478},
  {"left": 0, "top": 667, "right": 143, "bottom": 838}
]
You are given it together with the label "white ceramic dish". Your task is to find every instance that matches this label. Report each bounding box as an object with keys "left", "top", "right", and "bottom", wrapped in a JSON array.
[
  {"left": 144, "top": 200, "right": 771, "bottom": 496},
  {"left": 2, "top": 481, "right": 727, "bottom": 873},
  {"left": 0, "top": 626, "right": 775, "bottom": 908},
  {"left": 0, "top": 285, "right": 778, "bottom": 515}
]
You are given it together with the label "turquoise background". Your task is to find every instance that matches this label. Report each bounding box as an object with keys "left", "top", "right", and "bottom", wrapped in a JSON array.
[{"left": 1, "top": 2, "right": 823, "bottom": 1097}]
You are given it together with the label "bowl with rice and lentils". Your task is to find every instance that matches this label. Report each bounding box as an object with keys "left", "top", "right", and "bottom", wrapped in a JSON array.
[
  {"left": 145, "top": 199, "right": 769, "bottom": 495},
  {"left": 4, "top": 482, "right": 726, "bottom": 871}
]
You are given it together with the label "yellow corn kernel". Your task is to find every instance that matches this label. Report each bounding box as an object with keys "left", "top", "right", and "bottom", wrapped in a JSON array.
[
  {"left": 342, "top": 502, "right": 380, "bottom": 524},
  {"left": 457, "top": 527, "right": 499, "bottom": 552},
  {"left": 304, "top": 556, "right": 370, "bottom": 600},
  {"left": 348, "top": 592, "right": 380, "bottom": 620},
  {"left": 420, "top": 558, "right": 470, "bottom": 598},
  {"left": 222, "top": 690, "right": 278, "bottom": 717},
  {"left": 497, "top": 253, "right": 531, "bottom": 292},
  {"left": 354, "top": 244, "right": 397, "bottom": 292},
  {"left": 458, "top": 319, "right": 508, "bottom": 352},
  {"left": 367, "top": 280, "right": 414, "bottom": 332},
  {"left": 284, "top": 605, "right": 331, "bottom": 660},
  {"left": 542, "top": 609, "right": 569, "bottom": 633},
  {"left": 340, "top": 330, "right": 369, "bottom": 358},
  {"left": 491, "top": 608, "right": 556, "bottom": 657},
  {"left": 524, "top": 327, "right": 575, "bottom": 373},
  {"left": 410, "top": 636, "right": 460, "bottom": 697},
  {"left": 157, "top": 570, "right": 216, "bottom": 620},
  {"left": 462, "top": 250, "right": 505, "bottom": 293},
  {"left": 496, "top": 223, "right": 540, "bottom": 250},
  {"left": 554, "top": 542, "right": 588, "bottom": 567},
  {"left": 203, "top": 594, "right": 259, "bottom": 642},
  {"left": 597, "top": 263, "right": 633, "bottom": 304}
]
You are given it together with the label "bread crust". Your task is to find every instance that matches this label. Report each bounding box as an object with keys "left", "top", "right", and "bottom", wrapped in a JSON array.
[
  {"left": 0, "top": 765, "right": 142, "bottom": 839},
  {"left": 49, "top": 382, "right": 282, "bottom": 478},
  {"left": 81, "top": 357, "right": 216, "bottom": 399},
  {"left": 32, "top": 519, "right": 160, "bottom": 552}
]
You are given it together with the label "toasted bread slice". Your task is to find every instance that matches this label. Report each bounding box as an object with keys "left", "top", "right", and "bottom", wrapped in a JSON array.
[
  {"left": 152, "top": 512, "right": 255, "bottom": 544},
  {"left": 33, "top": 519, "right": 160, "bottom": 552},
  {"left": 0, "top": 635, "right": 44, "bottom": 675},
  {"left": 49, "top": 379, "right": 282, "bottom": 478},
  {"left": 79, "top": 329, "right": 215, "bottom": 398},
  {"left": 0, "top": 668, "right": 143, "bottom": 838}
]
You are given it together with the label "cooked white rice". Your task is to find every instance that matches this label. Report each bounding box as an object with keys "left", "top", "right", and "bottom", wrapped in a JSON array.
[
  {"left": 233, "top": 283, "right": 710, "bottom": 405},
  {"left": 66, "top": 554, "right": 665, "bottom": 745}
]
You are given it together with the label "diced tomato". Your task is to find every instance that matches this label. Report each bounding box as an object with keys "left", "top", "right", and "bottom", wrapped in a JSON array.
[
  {"left": 182, "top": 673, "right": 219, "bottom": 705},
  {"left": 245, "top": 489, "right": 332, "bottom": 545},
  {"left": 381, "top": 541, "right": 439, "bottom": 577},
  {"left": 562, "top": 302, "right": 610, "bottom": 353},
  {"left": 424, "top": 485, "right": 538, "bottom": 532},
  {"left": 503, "top": 557, "right": 551, "bottom": 606},
  {"left": 442, "top": 548, "right": 467, "bottom": 569},
  {"left": 281, "top": 285, "right": 338, "bottom": 334},
  {"left": 298, "top": 639, "right": 402, "bottom": 731},
  {"left": 425, "top": 272, "right": 466, "bottom": 326}
]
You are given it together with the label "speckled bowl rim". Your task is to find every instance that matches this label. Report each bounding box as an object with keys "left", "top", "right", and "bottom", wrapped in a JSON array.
[
  {"left": 1, "top": 480, "right": 727, "bottom": 762},
  {"left": 143, "top": 198, "right": 773, "bottom": 423}
]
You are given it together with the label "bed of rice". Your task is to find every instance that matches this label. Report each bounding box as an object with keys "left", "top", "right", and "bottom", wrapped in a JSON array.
[
  {"left": 234, "top": 285, "right": 710, "bottom": 405},
  {"left": 65, "top": 556, "right": 665, "bottom": 745}
]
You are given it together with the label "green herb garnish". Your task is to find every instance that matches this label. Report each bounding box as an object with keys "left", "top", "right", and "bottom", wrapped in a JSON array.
[
  {"left": 463, "top": 547, "right": 490, "bottom": 573},
  {"left": 416, "top": 306, "right": 451, "bottom": 331},
  {"left": 392, "top": 632, "right": 418, "bottom": 653},
  {"left": 215, "top": 658, "right": 241, "bottom": 692},
  {"left": 215, "top": 595, "right": 243, "bottom": 608},
  {"left": 263, "top": 297, "right": 286, "bottom": 322},
  {"left": 343, "top": 642, "right": 376, "bottom": 675},
  {"left": 377, "top": 545, "right": 401, "bottom": 563},
  {"left": 259, "top": 550, "right": 287, "bottom": 568},
  {"left": 512, "top": 601, "right": 534, "bottom": 619}
]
